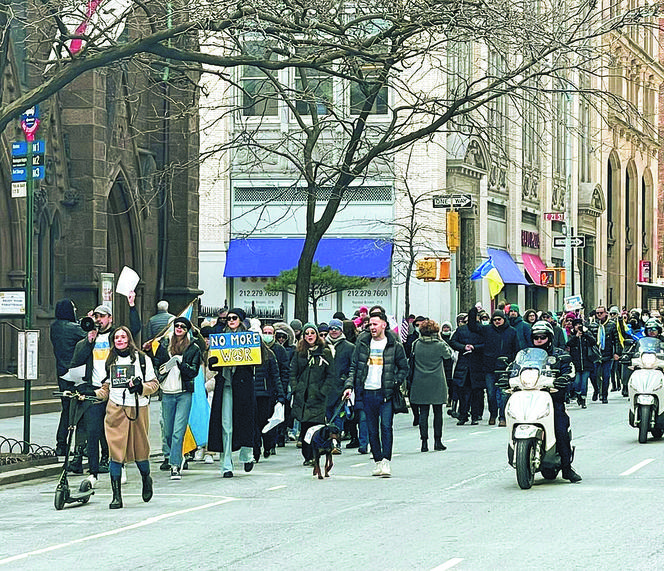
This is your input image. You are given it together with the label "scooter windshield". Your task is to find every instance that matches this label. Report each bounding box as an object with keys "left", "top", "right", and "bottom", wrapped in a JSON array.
[
  {"left": 509, "top": 348, "right": 549, "bottom": 376},
  {"left": 638, "top": 337, "right": 661, "bottom": 354}
]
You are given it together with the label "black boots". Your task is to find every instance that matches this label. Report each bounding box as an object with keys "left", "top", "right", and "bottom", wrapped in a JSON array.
[
  {"left": 109, "top": 477, "right": 123, "bottom": 509},
  {"left": 434, "top": 439, "right": 447, "bottom": 451},
  {"left": 141, "top": 472, "right": 153, "bottom": 503},
  {"left": 421, "top": 440, "right": 429, "bottom": 452}
]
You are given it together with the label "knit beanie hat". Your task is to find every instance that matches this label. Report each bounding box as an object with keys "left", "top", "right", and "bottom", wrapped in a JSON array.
[
  {"left": 302, "top": 322, "right": 318, "bottom": 335},
  {"left": 173, "top": 316, "right": 192, "bottom": 331},
  {"left": 228, "top": 307, "right": 247, "bottom": 321},
  {"left": 491, "top": 309, "right": 506, "bottom": 320},
  {"left": 290, "top": 319, "right": 303, "bottom": 331},
  {"left": 328, "top": 318, "right": 343, "bottom": 330},
  {"left": 509, "top": 304, "right": 520, "bottom": 314},
  {"left": 318, "top": 322, "right": 329, "bottom": 333}
]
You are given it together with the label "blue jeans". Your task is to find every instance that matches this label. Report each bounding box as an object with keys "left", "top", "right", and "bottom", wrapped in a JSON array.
[
  {"left": 162, "top": 392, "right": 193, "bottom": 468},
  {"left": 326, "top": 398, "right": 344, "bottom": 432},
  {"left": 486, "top": 372, "right": 505, "bottom": 421},
  {"left": 220, "top": 378, "right": 253, "bottom": 472},
  {"left": 574, "top": 370, "right": 590, "bottom": 398},
  {"left": 363, "top": 390, "right": 393, "bottom": 462},
  {"left": 596, "top": 360, "right": 613, "bottom": 400},
  {"left": 357, "top": 409, "right": 369, "bottom": 449}
]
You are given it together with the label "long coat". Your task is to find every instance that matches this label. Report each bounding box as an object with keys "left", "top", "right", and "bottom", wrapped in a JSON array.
[
  {"left": 448, "top": 325, "right": 485, "bottom": 389},
  {"left": 290, "top": 345, "right": 336, "bottom": 423},
  {"left": 409, "top": 336, "right": 453, "bottom": 405},
  {"left": 207, "top": 364, "right": 256, "bottom": 452}
]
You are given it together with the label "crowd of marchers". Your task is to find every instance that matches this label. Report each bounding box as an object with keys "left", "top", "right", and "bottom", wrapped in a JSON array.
[{"left": 49, "top": 295, "right": 663, "bottom": 508}]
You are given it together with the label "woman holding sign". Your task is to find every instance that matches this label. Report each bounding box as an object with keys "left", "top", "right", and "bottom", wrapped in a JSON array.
[
  {"left": 207, "top": 308, "right": 258, "bottom": 478},
  {"left": 95, "top": 326, "right": 159, "bottom": 509},
  {"left": 147, "top": 317, "right": 202, "bottom": 481}
]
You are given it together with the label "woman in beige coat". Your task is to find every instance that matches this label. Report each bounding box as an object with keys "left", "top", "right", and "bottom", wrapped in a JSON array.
[{"left": 96, "top": 326, "right": 159, "bottom": 509}]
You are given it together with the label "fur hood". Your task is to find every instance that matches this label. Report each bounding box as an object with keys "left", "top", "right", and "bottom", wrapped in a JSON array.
[{"left": 273, "top": 321, "right": 296, "bottom": 346}]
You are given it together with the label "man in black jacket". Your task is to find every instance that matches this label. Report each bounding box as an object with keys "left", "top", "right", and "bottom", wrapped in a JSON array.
[
  {"left": 344, "top": 312, "right": 408, "bottom": 477},
  {"left": 587, "top": 305, "right": 621, "bottom": 403},
  {"left": 468, "top": 306, "right": 518, "bottom": 426}
]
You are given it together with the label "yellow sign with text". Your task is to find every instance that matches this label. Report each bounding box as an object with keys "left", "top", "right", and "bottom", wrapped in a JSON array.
[{"left": 209, "top": 332, "right": 263, "bottom": 366}]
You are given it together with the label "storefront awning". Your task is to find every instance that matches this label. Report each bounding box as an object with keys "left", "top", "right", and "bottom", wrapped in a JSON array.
[
  {"left": 637, "top": 282, "right": 664, "bottom": 290},
  {"left": 487, "top": 248, "right": 529, "bottom": 285},
  {"left": 224, "top": 238, "right": 393, "bottom": 278},
  {"left": 522, "top": 253, "right": 547, "bottom": 285}
]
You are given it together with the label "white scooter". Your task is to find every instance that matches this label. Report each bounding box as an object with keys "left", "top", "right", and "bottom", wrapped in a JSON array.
[
  {"left": 625, "top": 337, "right": 664, "bottom": 443},
  {"left": 500, "top": 348, "right": 574, "bottom": 489}
]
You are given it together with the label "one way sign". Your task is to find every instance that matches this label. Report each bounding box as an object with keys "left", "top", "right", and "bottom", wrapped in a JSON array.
[
  {"left": 432, "top": 194, "right": 473, "bottom": 209},
  {"left": 553, "top": 236, "right": 585, "bottom": 248}
]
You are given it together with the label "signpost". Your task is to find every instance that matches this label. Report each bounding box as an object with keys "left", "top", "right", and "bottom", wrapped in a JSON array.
[
  {"left": 544, "top": 212, "right": 565, "bottom": 221},
  {"left": 18, "top": 105, "right": 41, "bottom": 451},
  {"left": 432, "top": 193, "right": 474, "bottom": 209},
  {"left": 553, "top": 235, "right": 585, "bottom": 248}
]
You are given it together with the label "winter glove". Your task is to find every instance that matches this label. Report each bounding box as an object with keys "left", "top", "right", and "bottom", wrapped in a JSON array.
[
  {"left": 128, "top": 377, "right": 143, "bottom": 395},
  {"left": 495, "top": 374, "right": 510, "bottom": 390},
  {"left": 553, "top": 376, "right": 570, "bottom": 390}
]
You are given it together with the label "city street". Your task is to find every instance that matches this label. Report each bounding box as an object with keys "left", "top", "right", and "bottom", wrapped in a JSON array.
[{"left": 2, "top": 392, "right": 664, "bottom": 570}]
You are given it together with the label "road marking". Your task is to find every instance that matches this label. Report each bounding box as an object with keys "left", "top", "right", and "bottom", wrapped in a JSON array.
[
  {"left": 267, "top": 485, "right": 286, "bottom": 491},
  {"left": 431, "top": 557, "right": 464, "bottom": 570},
  {"left": 446, "top": 439, "right": 458, "bottom": 443},
  {"left": 351, "top": 463, "right": 368, "bottom": 468},
  {"left": 444, "top": 473, "right": 489, "bottom": 491},
  {"left": 470, "top": 431, "right": 488, "bottom": 435},
  {"left": 620, "top": 458, "right": 655, "bottom": 476},
  {"left": 0, "top": 497, "right": 236, "bottom": 566}
]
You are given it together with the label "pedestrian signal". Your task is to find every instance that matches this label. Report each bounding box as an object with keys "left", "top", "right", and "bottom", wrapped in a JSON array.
[
  {"left": 540, "top": 268, "right": 566, "bottom": 287},
  {"left": 416, "top": 259, "right": 437, "bottom": 280}
]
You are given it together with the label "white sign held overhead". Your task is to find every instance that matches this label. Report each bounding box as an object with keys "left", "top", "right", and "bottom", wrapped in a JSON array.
[{"left": 115, "top": 266, "right": 140, "bottom": 297}]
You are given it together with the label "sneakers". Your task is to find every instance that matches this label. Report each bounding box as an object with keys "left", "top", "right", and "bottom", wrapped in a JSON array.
[
  {"left": 371, "top": 461, "right": 383, "bottom": 476},
  {"left": 159, "top": 458, "right": 170, "bottom": 471},
  {"left": 204, "top": 454, "right": 214, "bottom": 464},
  {"left": 194, "top": 449, "right": 204, "bottom": 461},
  {"left": 498, "top": 419, "right": 507, "bottom": 427},
  {"left": 170, "top": 466, "right": 181, "bottom": 480},
  {"left": 120, "top": 467, "right": 127, "bottom": 484},
  {"left": 380, "top": 459, "right": 391, "bottom": 478}
]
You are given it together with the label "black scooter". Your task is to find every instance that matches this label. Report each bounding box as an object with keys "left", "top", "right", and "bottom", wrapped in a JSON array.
[{"left": 52, "top": 391, "right": 100, "bottom": 510}]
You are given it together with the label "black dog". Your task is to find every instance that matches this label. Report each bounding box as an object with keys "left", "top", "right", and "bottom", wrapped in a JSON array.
[{"left": 310, "top": 424, "right": 342, "bottom": 479}]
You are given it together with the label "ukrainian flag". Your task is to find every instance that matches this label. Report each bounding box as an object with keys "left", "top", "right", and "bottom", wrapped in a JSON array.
[{"left": 470, "top": 257, "right": 504, "bottom": 299}]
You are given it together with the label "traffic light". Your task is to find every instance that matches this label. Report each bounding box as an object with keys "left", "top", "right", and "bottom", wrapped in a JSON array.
[
  {"left": 540, "top": 268, "right": 566, "bottom": 287},
  {"left": 416, "top": 259, "right": 437, "bottom": 280},
  {"left": 446, "top": 211, "right": 460, "bottom": 251}
]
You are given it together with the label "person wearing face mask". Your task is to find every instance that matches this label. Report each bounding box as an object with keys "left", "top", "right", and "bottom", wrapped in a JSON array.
[
  {"left": 261, "top": 324, "right": 290, "bottom": 447},
  {"left": 252, "top": 324, "right": 285, "bottom": 461},
  {"left": 440, "top": 321, "right": 456, "bottom": 406}
]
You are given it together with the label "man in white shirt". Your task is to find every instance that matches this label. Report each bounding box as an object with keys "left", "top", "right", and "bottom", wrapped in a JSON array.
[{"left": 344, "top": 312, "right": 408, "bottom": 477}]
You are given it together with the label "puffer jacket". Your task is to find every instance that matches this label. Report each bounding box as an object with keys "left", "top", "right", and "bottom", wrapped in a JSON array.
[
  {"left": 565, "top": 330, "right": 597, "bottom": 372},
  {"left": 588, "top": 318, "right": 622, "bottom": 361},
  {"left": 345, "top": 329, "right": 408, "bottom": 402},
  {"left": 468, "top": 306, "right": 518, "bottom": 374},
  {"left": 254, "top": 345, "right": 285, "bottom": 403},
  {"left": 290, "top": 345, "right": 336, "bottom": 423},
  {"left": 50, "top": 299, "right": 86, "bottom": 377}
]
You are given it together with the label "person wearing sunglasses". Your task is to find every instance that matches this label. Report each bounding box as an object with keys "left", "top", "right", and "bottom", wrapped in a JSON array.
[
  {"left": 146, "top": 316, "right": 203, "bottom": 480},
  {"left": 565, "top": 318, "right": 598, "bottom": 408},
  {"left": 528, "top": 321, "right": 581, "bottom": 483},
  {"left": 207, "top": 307, "right": 258, "bottom": 478},
  {"left": 467, "top": 306, "right": 518, "bottom": 427}
]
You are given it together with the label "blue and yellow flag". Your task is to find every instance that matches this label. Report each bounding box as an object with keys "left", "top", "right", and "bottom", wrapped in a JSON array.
[{"left": 470, "top": 257, "right": 504, "bottom": 299}]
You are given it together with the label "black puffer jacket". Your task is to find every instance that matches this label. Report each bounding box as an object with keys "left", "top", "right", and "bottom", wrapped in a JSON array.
[
  {"left": 254, "top": 345, "right": 286, "bottom": 403},
  {"left": 566, "top": 330, "right": 598, "bottom": 372},
  {"left": 448, "top": 324, "right": 485, "bottom": 389},
  {"left": 290, "top": 345, "right": 336, "bottom": 423},
  {"left": 345, "top": 329, "right": 408, "bottom": 402},
  {"left": 587, "top": 318, "right": 622, "bottom": 361}
]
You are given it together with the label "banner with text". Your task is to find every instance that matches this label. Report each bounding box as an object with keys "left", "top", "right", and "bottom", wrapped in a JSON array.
[{"left": 209, "top": 332, "right": 263, "bottom": 366}]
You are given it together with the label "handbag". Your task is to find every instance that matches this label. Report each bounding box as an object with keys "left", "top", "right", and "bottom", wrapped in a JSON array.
[{"left": 392, "top": 386, "right": 409, "bottom": 414}]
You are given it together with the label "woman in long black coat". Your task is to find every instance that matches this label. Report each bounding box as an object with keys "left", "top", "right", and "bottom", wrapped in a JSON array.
[
  {"left": 290, "top": 323, "right": 336, "bottom": 465},
  {"left": 448, "top": 322, "right": 485, "bottom": 425},
  {"left": 207, "top": 308, "right": 257, "bottom": 478}
]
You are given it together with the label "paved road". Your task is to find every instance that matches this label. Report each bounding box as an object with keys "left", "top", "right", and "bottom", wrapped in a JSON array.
[{"left": 2, "top": 392, "right": 664, "bottom": 570}]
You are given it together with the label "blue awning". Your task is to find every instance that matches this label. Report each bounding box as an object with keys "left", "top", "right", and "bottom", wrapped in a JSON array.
[
  {"left": 224, "top": 238, "right": 393, "bottom": 278},
  {"left": 487, "top": 248, "right": 529, "bottom": 285}
]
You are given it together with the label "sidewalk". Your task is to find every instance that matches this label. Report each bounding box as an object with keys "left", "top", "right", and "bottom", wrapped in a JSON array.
[{"left": 0, "top": 401, "right": 164, "bottom": 486}]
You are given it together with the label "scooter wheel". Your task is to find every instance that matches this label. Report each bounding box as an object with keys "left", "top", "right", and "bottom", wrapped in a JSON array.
[
  {"left": 540, "top": 467, "right": 559, "bottom": 480},
  {"left": 78, "top": 479, "right": 92, "bottom": 504},
  {"left": 54, "top": 489, "right": 66, "bottom": 510}
]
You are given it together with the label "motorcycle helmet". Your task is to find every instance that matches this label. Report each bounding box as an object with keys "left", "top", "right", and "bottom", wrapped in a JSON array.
[
  {"left": 531, "top": 320, "right": 554, "bottom": 342},
  {"left": 645, "top": 318, "right": 662, "bottom": 336}
]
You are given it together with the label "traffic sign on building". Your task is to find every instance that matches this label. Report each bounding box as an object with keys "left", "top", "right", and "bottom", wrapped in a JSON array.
[
  {"left": 553, "top": 235, "right": 585, "bottom": 248},
  {"left": 432, "top": 193, "right": 473, "bottom": 209}
]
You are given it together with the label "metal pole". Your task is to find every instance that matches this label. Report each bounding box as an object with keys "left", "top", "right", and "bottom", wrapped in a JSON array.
[
  {"left": 564, "top": 92, "right": 573, "bottom": 299},
  {"left": 450, "top": 251, "right": 457, "bottom": 321},
  {"left": 23, "top": 140, "right": 33, "bottom": 452}
]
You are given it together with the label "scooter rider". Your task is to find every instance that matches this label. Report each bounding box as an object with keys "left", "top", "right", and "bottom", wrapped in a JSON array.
[
  {"left": 523, "top": 321, "right": 582, "bottom": 483},
  {"left": 644, "top": 319, "right": 664, "bottom": 342}
]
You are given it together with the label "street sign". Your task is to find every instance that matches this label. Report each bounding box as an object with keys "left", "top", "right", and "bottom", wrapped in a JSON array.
[
  {"left": 12, "top": 166, "right": 45, "bottom": 182},
  {"left": 12, "top": 154, "right": 44, "bottom": 168},
  {"left": 544, "top": 212, "right": 565, "bottom": 221},
  {"left": 11, "top": 182, "right": 27, "bottom": 198},
  {"left": 11, "top": 140, "right": 45, "bottom": 156},
  {"left": 553, "top": 236, "right": 585, "bottom": 248},
  {"left": 433, "top": 194, "right": 473, "bottom": 209}
]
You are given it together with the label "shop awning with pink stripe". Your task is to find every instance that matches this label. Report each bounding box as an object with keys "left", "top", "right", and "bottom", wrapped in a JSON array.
[{"left": 522, "top": 253, "right": 547, "bottom": 284}]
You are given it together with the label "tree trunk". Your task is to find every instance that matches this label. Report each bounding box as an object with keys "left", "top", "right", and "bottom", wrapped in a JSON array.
[{"left": 294, "top": 237, "right": 320, "bottom": 322}]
